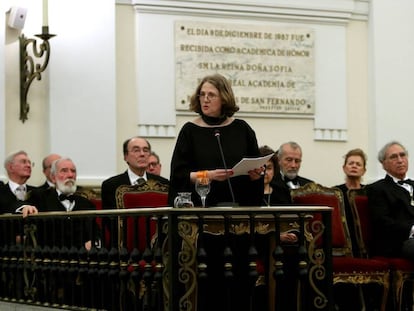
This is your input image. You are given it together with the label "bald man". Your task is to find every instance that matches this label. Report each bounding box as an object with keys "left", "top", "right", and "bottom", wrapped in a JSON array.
[{"left": 38, "top": 153, "right": 61, "bottom": 189}]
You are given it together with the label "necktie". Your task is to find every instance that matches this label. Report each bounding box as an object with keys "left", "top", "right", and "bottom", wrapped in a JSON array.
[
  {"left": 59, "top": 194, "right": 75, "bottom": 202},
  {"left": 134, "top": 178, "right": 146, "bottom": 185},
  {"left": 15, "top": 185, "right": 26, "bottom": 201}
]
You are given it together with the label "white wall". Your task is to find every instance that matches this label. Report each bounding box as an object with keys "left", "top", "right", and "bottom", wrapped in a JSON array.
[
  {"left": 368, "top": 0, "right": 414, "bottom": 180},
  {"left": 2, "top": 0, "right": 116, "bottom": 185},
  {"left": 4, "top": 0, "right": 414, "bottom": 188},
  {"left": 0, "top": 4, "right": 6, "bottom": 179},
  {"left": 48, "top": 0, "right": 116, "bottom": 185}
]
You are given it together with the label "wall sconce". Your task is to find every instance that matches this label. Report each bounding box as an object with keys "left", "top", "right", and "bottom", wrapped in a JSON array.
[{"left": 19, "top": 26, "right": 55, "bottom": 122}]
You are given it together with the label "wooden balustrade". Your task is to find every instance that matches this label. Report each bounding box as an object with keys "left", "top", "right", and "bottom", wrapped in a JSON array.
[{"left": 0, "top": 206, "right": 333, "bottom": 311}]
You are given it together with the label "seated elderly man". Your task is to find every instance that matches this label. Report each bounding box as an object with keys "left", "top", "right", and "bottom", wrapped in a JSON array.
[
  {"left": 270, "top": 141, "right": 314, "bottom": 204},
  {"left": 28, "top": 157, "right": 95, "bottom": 250},
  {"left": 366, "top": 141, "right": 414, "bottom": 310},
  {"left": 0, "top": 150, "right": 37, "bottom": 217}
]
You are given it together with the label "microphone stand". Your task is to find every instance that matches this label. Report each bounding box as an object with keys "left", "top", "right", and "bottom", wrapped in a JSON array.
[{"left": 214, "top": 130, "right": 238, "bottom": 207}]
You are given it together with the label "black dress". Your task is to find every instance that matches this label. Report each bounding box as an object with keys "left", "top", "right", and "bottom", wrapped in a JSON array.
[
  {"left": 168, "top": 119, "right": 263, "bottom": 207},
  {"left": 169, "top": 118, "right": 264, "bottom": 311}
]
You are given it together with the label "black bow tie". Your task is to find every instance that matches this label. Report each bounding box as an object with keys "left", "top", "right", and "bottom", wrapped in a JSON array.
[
  {"left": 398, "top": 179, "right": 412, "bottom": 185},
  {"left": 284, "top": 177, "right": 298, "bottom": 184},
  {"left": 59, "top": 194, "right": 75, "bottom": 202}
]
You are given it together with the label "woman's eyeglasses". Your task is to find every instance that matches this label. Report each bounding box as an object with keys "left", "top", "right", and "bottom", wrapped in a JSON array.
[{"left": 198, "top": 92, "right": 219, "bottom": 101}]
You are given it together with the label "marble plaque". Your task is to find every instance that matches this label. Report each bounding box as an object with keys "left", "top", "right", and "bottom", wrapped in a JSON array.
[{"left": 175, "top": 20, "right": 315, "bottom": 114}]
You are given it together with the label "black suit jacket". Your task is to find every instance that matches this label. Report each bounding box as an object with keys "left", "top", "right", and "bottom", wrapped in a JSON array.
[
  {"left": 367, "top": 175, "right": 414, "bottom": 257},
  {"left": 28, "top": 187, "right": 95, "bottom": 248},
  {"left": 0, "top": 182, "right": 36, "bottom": 214},
  {"left": 37, "top": 181, "right": 52, "bottom": 190},
  {"left": 269, "top": 172, "right": 313, "bottom": 205},
  {"left": 101, "top": 171, "right": 169, "bottom": 210},
  {"left": 100, "top": 171, "right": 169, "bottom": 247}
]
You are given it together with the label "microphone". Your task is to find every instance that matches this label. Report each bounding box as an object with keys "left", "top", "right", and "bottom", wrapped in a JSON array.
[{"left": 214, "top": 129, "right": 238, "bottom": 207}]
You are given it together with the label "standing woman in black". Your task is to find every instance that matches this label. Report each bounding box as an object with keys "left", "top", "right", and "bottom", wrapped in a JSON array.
[
  {"left": 168, "top": 73, "right": 264, "bottom": 207},
  {"left": 168, "top": 73, "right": 264, "bottom": 311}
]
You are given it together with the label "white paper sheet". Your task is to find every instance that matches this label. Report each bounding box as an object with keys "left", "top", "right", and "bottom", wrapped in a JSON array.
[{"left": 231, "top": 153, "right": 274, "bottom": 177}]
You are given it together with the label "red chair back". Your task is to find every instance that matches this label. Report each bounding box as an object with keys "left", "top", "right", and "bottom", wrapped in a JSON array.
[
  {"left": 348, "top": 188, "right": 370, "bottom": 258},
  {"left": 115, "top": 180, "right": 169, "bottom": 252},
  {"left": 291, "top": 183, "right": 353, "bottom": 256},
  {"left": 122, "top": 192, "right": 168, "bottom": 208},
  {"left": 90, "top": 198, "right": 112, "bottom": 249}
]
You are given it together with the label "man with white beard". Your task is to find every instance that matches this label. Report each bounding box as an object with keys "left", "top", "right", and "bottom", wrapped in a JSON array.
[
  {"left": 28, "top": 157, "right": 95, "bottom": 250},
  {"left": 270, "top": 141, "right": 314, "bottom": 204}
]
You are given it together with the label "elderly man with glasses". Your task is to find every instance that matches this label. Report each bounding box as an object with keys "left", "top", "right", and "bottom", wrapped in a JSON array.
[
  {"left": 367, "top": 141, "right": 414, "bottom": 259},
  {"left": 101, "top": 136, "right": 169, "bottom": 211},
  {"left": 0, "top": 150, "right": 37, "bottom": 215},
  {"left": 367, "top": 141, "right": 414, "bottom": 310},
  {"left": 146, "top": 151, "right": 167, "bottom": 178},
  {"left": 100, "top": 136, "right": 169, "bottom": 249}
]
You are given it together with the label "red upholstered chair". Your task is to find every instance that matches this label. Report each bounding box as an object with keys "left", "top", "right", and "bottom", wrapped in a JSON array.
[
  {"left": 75, "top": 189, "right": 110, "bottom": 248},
  {"left": 115, "top": 180, "right": 169, "bottom": 252},
  {"left": 90, "top": 197, "right": 112, "bottom": 248},
  {"left": 349, "top": 188, "right": 414, "bottom": 310},
  {"left": 90, "top": 198, "right": 102, "bottom": 209},
  {"left": 290, "top": 183, "right": 390, "bottom": 311}
]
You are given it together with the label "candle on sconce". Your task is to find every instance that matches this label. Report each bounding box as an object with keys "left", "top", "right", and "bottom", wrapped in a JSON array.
[{"left": 42, "top": 0, "right": 49, "bottom": 27}]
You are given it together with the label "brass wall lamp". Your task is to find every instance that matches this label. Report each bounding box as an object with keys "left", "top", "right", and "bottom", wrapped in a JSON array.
[
  {"left": 19, "top": 25, "right": 55, "bottom": 122},
  {"left": 9, "top": 3, "right": 56, "bottom": 123}
]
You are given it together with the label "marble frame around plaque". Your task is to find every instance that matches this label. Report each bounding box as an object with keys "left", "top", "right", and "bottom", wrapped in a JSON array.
[{"left": 175, "top": 20, "right": 315, "bottom": 115}]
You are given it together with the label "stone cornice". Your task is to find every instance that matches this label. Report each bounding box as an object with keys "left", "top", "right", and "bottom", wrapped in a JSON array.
[{"left": 130, "top": 0, "right": 369, "bottom": 22}]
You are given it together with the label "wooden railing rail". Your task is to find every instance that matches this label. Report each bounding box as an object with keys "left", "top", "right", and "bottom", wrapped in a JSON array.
[{"left": 0, "top": 206, "right": 333, "bottom": 311}]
